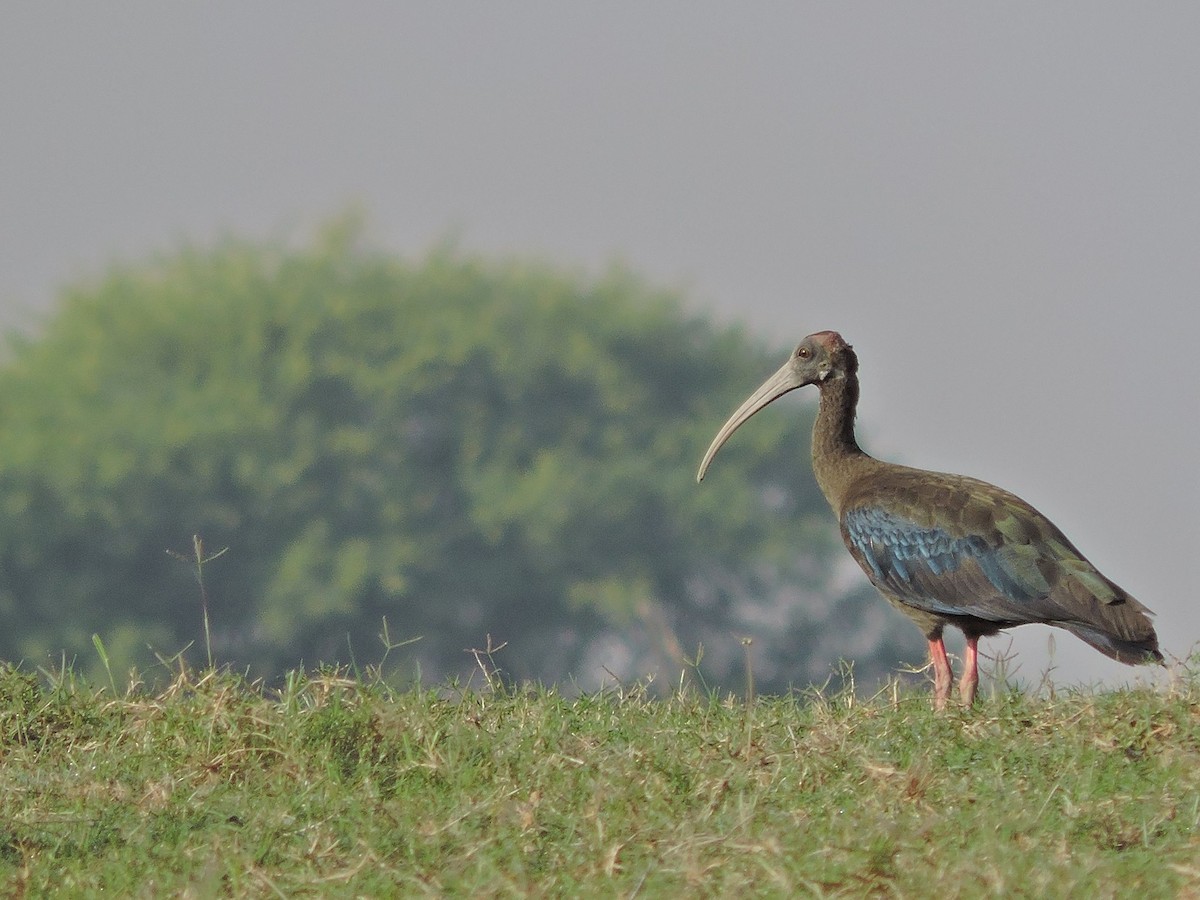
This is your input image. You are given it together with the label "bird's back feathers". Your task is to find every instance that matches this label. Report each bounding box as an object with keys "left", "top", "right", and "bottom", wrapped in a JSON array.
[{"left": 838, "top": 466, "right": 1161, "bottom": 664}]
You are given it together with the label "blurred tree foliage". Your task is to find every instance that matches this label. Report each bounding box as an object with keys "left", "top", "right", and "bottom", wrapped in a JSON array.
[{"left": 0, "top": 218, "right": 920, "bottom": 691}]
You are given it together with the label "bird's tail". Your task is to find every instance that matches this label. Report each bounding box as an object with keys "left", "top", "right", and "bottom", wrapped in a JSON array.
[
  {"left": 1049, "top": 563, "right": 1164, "bottom": 665},
  {"left": 1059, "top": 619, "right": 1163, "bottom": 666}
]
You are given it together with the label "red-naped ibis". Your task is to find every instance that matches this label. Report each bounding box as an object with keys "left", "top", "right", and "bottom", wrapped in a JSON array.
[{"left": 697, "top": 331, "right": 1163, "bottom": 707}]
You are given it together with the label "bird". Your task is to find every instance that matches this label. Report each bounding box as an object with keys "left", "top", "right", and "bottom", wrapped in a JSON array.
[{"left": 697, "top": 330, "right": 1162, "bottom": 708}]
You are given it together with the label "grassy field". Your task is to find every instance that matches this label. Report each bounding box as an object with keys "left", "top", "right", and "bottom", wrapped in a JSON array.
[{"left": 0, "top": 657, "right": 1197, "bottom": 898}]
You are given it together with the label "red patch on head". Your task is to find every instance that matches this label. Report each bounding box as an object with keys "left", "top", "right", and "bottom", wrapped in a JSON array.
[{"left": 808, "top": 330, "right": 849, "bottom": 352}]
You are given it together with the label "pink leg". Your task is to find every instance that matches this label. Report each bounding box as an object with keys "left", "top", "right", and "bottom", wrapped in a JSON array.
[
  {"left": 959, "top": 635, "right": 980, "bottom": 706},
  {"left": 928, "top": 637, "right": 953, "bottom": 710}
]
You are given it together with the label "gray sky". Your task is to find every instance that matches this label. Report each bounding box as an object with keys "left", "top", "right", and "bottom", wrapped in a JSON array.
[{"left": 2, "top": 4, "right": 1196, "bottom": 688}]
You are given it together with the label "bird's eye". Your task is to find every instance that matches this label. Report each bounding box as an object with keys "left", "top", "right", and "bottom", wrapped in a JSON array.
[{"left": 795, "top": 346, "right": 811, "bottom": 360}]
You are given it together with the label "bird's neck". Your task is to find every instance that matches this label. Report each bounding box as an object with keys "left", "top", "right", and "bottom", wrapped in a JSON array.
[{"left": 811, "top": 372, "right": 870, "bottom": 510}]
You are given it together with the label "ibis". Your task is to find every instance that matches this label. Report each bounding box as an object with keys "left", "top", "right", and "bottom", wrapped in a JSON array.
[{"left": 698, "top": 331, "right": 1162, "bottom": 707}]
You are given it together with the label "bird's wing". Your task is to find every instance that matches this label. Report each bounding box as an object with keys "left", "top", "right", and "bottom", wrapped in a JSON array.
[{"left": 838, "top": 469, "right": 1130, "bottom": 627}]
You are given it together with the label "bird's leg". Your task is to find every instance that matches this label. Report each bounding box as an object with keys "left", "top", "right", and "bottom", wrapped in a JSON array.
[
  {"left": 959, "top": 635, "right": 980, "bottom": 706},
  {"left": 927, "top": 636, "right": 953, "bottom": 710}
]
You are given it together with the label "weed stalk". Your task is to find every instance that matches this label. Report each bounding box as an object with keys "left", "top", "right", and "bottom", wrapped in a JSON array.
[{"left": 167, "top": 534, "right": 228, "bottom": 670}]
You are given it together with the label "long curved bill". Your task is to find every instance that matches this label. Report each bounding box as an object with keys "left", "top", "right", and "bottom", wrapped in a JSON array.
[{"left": 696, "top": 360, "right": 805, "bottom": 482}]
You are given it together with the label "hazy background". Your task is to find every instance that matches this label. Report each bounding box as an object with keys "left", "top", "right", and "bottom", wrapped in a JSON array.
[{"left": 2, "top": 4, "right": 1196, "bottom": 687}]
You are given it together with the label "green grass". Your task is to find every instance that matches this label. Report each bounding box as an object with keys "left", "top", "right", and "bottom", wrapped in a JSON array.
[{"left": 1, "top": 661, "right": 1197, "bottom": 897}]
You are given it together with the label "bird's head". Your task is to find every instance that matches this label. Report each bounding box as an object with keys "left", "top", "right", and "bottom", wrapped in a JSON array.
[{"left": 696, "top": 330, "right": 855, "bottom": 482}]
